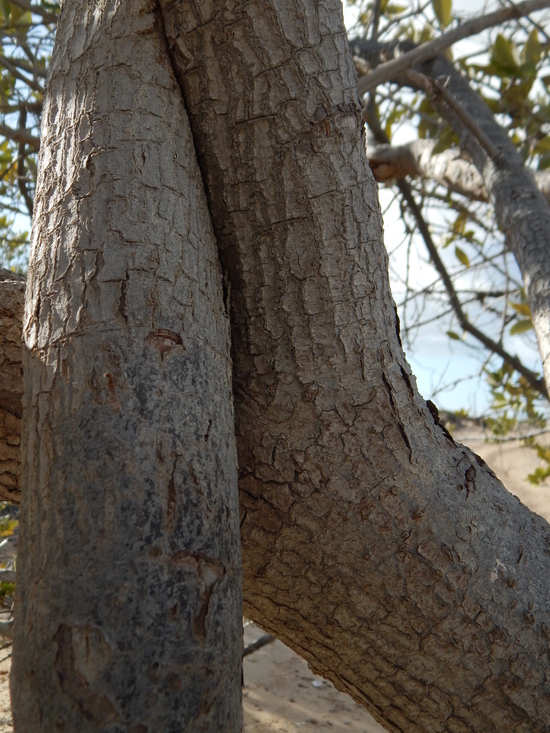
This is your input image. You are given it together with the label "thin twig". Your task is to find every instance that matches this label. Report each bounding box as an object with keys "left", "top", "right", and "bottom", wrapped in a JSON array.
[
  {"left": 0, "top": 54, "right": 43, "bottom": 94},
  {"left": 243, "top": 634, "right": 275, "bottom": 658},
  {"left": 357, "top": 0, "right": 550, "bottom": 94},
  {"left": 0, "top": 122, "right": 40, "bottom": 149},
  {"left": 17, "top": 108, "right": 33, "bottom": 218}
]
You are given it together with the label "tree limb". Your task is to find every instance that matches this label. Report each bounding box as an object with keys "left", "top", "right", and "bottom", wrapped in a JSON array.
[
  {"left": 17, "top": 109, "right": 33, "bottom": 218},
  {"left": 0, "top": 54, "right": 43, "bottom": 94},
  {"left": 404, "top": 69, "right": 501, "bottom": 160},
  {"left": 364, "top": 101, "right": 549, "bottom": 399},
  {"left": 354, "top": 38, "right": 550, "bottom": 394},
  {"left": 357, "top": 0, "right": 550, "bottom": 94},
  {"left": 0, "top": 122, "right": 39, "bottom": 150},
  {"left": 8, "top": 0, "right": 58, "bottom": 24},
  {"left": 366, "top": 138, "right": 550, "bottom": 204}
]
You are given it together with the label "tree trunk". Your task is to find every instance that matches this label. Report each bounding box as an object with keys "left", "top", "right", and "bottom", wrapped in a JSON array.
[
  {"left": 11, "top": 3, "right": 242, "bottom": 732},
  {"left": 160, "top": 2, "right": 550, "bottom": 731},
  {"left": 351, "top": 38, "right": 550, "bottom": 394},
  {"left": 0, "top": 269, "right": 24, "bottom": 504}
]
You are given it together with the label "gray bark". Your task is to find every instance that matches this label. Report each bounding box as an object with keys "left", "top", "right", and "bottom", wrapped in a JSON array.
[
  {"left": 11, "top": 3, "right": 242, "bottom": 732},
  {"left": 0, "top": 269, "right": 24, "bottom": 505},
  {"left": 367, "top": 138, "right": 550, "bottom": 205},
  {"left": 351, "top": 37, "right": 550, "bottom": 395},
  {"left": 160, "top": 2, "right": 550, "bottom": 731}
]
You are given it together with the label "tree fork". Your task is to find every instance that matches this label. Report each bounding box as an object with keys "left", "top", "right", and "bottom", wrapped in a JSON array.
[
  {"left": 159, "top": 1, "right": 550, "bottom": 731},
  {"left": 11, "top": 2, "right": 242, "bottom": 731}
]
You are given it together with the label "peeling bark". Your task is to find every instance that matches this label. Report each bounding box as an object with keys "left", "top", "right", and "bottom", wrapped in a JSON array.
[
  {"left": 11, "top": 3, "right": 242, "bottom": 731},
  {"left": 159, "top": 2, "right": 550, "bottom": 731}
]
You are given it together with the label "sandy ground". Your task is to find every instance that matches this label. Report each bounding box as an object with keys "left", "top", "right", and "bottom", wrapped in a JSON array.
[{"left": 1, "top": 427, "right": 549, "bottom": 731}]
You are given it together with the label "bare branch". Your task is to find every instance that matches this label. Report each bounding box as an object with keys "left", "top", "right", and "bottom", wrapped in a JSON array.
[
  {"left": 243, "top": 634, "right": 275, "bottom": 658},
  {"left": 364, "top": 101, "right": 549, "bottom": 400},
  {"left": 0, "top": 122, "right": 39, "bottom": 149},
  {"left": 8, "top": 0, "right": 57, "bottom": 24},
  {"left": 0, "top": 54, "right": 43, "bottom": 93},
  {"left": 357, "top": 0, "right": 550, "bottom": 94},
  {"left": 368, "top": 138, "right": 550, "bottom": 204},
  {"left": 0, "top": 101, "right": 42, "bottom": 115},
  {"left": 17, "top": 109, "right": 33, "bottom": 218},
  {"left": 405, "top": 69, "right": 500, "bottom": 159},
  {"left": 6, "top": 55, "right": 47, "bottom": 78},
  {"left": 370, "top": 0, "right": 383, "bottom": 41}
]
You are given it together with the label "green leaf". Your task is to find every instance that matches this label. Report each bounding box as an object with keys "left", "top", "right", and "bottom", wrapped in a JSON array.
[
  {"left": 523, "top": 29, "right": 541, "bottom": 66},
  {"left": 534, "top": 136, "right": 550, "bottom": 154},
  {"left": 510, "top": 319, "right": 533, "bottom": 335},
  {"left": 491, "top": 34, "right": 519, "bottom": 75},
  {"left": 432, "top": 0, "right": 452, "bottom": 27},
  {"left": 527, "top": 466, "right": 550, "bottom": 485},
  {"left": 455, "top": 246, "right": 470, "bottom": 268},
  {"left": 452, "top": 211, "right": 467, "bottom": 236},
  {"left": 509, "top": 301, "right": 531, "bottom": 317},
  {"left": 446, "top": 330, "right": 461, "bottom": 340},
  {"left": 385, "top": 3, "right": 408, "bottom": 13}
]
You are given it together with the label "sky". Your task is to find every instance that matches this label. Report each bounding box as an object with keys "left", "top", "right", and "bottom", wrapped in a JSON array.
[{"left": 341, "top": 0, "right": 545, "bottom": 415}]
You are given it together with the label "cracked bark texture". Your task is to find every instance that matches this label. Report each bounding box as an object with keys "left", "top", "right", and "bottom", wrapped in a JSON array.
[
  {"left": 0, "top": 269, "right": 24, "bottom": 504},
  {"left": 159, "top": 2, "right": 550, "bottom": 731},
  {"left": 351, "top": 38, "right": 550, "bottom": 395},
  {"left": 11, "top": 2, "right": 242, "bottom": 732}
]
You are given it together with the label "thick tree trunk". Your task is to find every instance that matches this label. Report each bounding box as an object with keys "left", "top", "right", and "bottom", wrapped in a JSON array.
[
  {"left": 0, "top": 269, "right": 24, "bottom": 504},
  {"left": 11, "top": 3, "right": 242, "bottom": 732},
  {"left": 160, "top": 2, "right": 550, "bottom": 731},
  {"left": 351, "top": 38, "right": 550, "bottom": 394}
]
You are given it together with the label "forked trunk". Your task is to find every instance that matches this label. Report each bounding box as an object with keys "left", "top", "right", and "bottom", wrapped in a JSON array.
[
  {"left": 160, "top": 2, "right": 550, "bottom": 731},
  {"left": 11, "top": 3, "right": 242, "bottom": 731}
]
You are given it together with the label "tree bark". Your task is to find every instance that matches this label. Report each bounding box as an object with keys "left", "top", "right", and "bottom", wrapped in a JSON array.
[
  {"left": 0, "top": 269, "right": 24, "bottom": 505},
  {"left": 160, "top": 2, "right": 550, "bottom": 731},
  {"left": 11, "top": 3, "right": 242, "bottom": 732},
  {"left": 351, "top": 38, "right": 550, "bottom": 395}
]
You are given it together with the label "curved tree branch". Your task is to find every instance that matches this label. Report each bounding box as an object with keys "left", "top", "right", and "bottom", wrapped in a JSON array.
[
  {"left": 366, "top": 138, "right": 550, "bottom": 204},
  {"left": 356, "top": 0, "right": 550, "bottom": 94}
]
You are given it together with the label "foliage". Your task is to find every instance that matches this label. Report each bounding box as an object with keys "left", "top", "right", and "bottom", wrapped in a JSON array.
[
  {"left": 0, "top": 1, "right": 58, "bottom": 271},
  {"left": 346, "top": 0, "right": 550, "bottom": 429}
]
